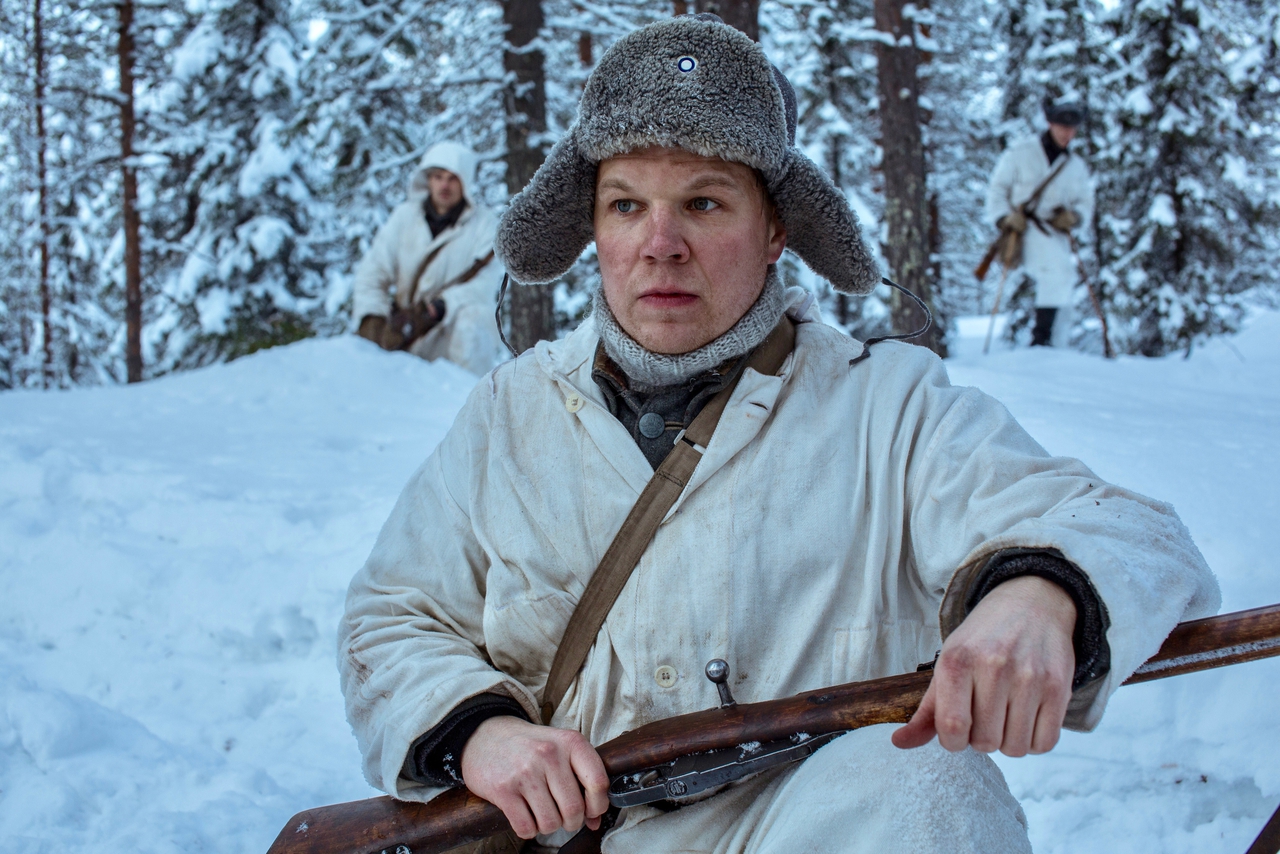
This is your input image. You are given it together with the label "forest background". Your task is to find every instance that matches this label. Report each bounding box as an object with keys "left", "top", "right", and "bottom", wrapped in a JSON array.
[{"left": 1, "top": 0, "right": 1278, "bottom": 390}]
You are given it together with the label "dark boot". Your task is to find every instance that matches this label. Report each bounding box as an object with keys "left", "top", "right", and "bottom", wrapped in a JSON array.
[{"left": 1031, "top": 308, "right": 1057, "bottom": 346}]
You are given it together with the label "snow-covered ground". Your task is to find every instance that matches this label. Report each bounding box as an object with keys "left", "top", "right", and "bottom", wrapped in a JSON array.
[{"left": 2, "top": 315, "right": 1277, "bottom": 853}]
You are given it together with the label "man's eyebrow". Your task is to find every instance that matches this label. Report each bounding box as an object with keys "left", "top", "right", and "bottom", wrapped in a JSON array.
[
  {"left": 685, "top": 174, "right": 743, "bottom": 192},
  {"left": 597, "top": 176, "right": 633, "bottom": 194}
]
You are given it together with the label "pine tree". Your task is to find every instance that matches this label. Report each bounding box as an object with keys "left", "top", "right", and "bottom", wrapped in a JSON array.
[
  {"left": 0, "top": 0, "right": 123, "bottom": 388},
  {"left": 764, "top": 0, "right": 889, "bottom": 340},
  {"left": 999, "top": 0, "right": 1094, "bottom": 140},
  {"left": 993, "top": 0, "right": 1103, "bottom": 348},
  {"left": 1093, "top": 0, "right": 1279, "bottom": 356},
  {"left": 926, "top": 0, "right": 1007, "bottom": 324},
  {"left": 291, "top": 0, "right": 509, "bottom": 336},
  {"left": 143, "top": 0, "right": 325, "bottom": 371}
]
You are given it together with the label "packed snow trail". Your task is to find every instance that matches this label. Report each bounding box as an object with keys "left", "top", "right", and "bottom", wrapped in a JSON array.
[{"left": 2, "top": 320, "right": 1278, "bottom": 853}]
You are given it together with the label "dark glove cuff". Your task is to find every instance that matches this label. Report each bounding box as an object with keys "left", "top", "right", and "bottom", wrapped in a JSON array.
[
  {"left": 402, "top": 693, "right": 529, "bottom": 787},
  {"left": 431, "top": 297, "right": 447, "bottom": 322},
  {"left": 965, "top": 550, "right": 1111, "bottom": 690}
]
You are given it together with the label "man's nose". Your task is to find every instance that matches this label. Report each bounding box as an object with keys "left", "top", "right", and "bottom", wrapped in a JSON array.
[{"left": 641, "top": 208, "right": 689, "bottom": 262}]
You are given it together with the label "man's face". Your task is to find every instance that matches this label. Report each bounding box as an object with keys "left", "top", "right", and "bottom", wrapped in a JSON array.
[
  {"left": 594, "top": 147, "right": 786, "bottom": 355},
  {"left": 1048, "top": 122, "right": 1078, "bottom": 148},
  {"left": 427, "top": 168, "right": 463, "bottom": 215}
]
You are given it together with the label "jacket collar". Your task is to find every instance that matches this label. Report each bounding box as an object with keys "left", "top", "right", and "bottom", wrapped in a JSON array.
[{"left": 532, "top": 287, "right": 815, "bottom": 501}]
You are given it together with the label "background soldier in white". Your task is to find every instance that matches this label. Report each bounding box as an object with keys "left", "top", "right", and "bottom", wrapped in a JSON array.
[
  {"left": 352, "top": 141, "right": 506, "bottom": 374},
  {"left": 986, "top": 98, "right": 1095, "bottom": 347},
  {"left": 339, "top": 18, "right": 1215, "bottom": 854}
]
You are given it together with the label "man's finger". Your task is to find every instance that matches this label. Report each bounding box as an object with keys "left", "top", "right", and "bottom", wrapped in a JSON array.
[
  {"left": 1029, "top": 683, "right": 1070, "bottom": 754},
  {"left": 495, "top": 794, "right": 539, "bottom": 841},
  {"left": 930, "top": 654, "right": 977, "bottom": 753},
  {"left": 967, "top": 669, "right": 1011, "bottom": 754},
  {"left": 569, "top": 739, "right": 612, "bottom": 820},
  {"left": 999, "top": 681, "right": 1039, "bottom": 757},
  {"left": 891, "top": 684, "right": 938, "bottom": 749},
  {"left": 521, "top": 778, "right": 566, "bottom": 838},
  {"left": 545, "top": 753, "right": 587, "bottom": 833}
]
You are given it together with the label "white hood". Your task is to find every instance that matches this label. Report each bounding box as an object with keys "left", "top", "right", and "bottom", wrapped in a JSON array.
[{"left": 408, "top": 141, "right": 479, "bottom": 205}]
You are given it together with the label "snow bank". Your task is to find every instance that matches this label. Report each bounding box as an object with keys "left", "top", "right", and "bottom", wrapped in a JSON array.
[
  {"left": 2, "top": 319, "right": 1278, "bottom": 852},
  {"left": 0, "top": 338, "right": 476, "bottom": 853},
  {"left": 951, "top": 312, "right": 1280, "bottom": 853}
]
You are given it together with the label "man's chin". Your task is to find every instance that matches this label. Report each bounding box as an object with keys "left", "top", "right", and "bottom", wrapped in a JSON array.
[{"left": 629, "top": 321, "right": 720, "bottom": 356}]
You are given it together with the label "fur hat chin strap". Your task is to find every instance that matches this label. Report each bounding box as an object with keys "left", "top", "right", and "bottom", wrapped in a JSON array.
[{"left": 495, "top": 15, "right": 880, "bottom": 296}]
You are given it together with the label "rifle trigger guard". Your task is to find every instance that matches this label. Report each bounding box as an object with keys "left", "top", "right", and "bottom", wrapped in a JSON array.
[{"left": 606, "top": 730, "right": 846, "bottom": 808}]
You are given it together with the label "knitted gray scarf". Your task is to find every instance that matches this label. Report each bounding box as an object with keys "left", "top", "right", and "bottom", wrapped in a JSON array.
[{"left": 592, "top": 267, "right": 785, "bottom": 389}]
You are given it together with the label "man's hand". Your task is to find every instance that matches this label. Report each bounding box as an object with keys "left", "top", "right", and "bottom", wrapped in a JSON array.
[
  {"left": 1047, "top": 206, "right": 1080, "bottom": 232},
  {"left": 382, "top": 300, "right": 444, "bottom": 351},
  {"left": 460, "top": 716, "right": 610, "bottom": 840},
  {"left": 892, "top": 576, "right": 1076, "bottom": 757},
  {"left": 356, "top": 314, "right": 387, "bottom": 344},
  {"left": 998, "top": 208, "right": 1028, "bottom": 233}
]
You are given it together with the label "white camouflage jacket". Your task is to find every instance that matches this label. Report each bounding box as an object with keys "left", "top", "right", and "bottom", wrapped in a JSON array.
[
  {"left": 985, "top": 135, "right": 1095, "bottom": 307},
  {"left": 339, "top": 291, "right": 1218, "bottom": 802},
  {"left": 351, "top": 142, "right": 506, "bottom": 373}
]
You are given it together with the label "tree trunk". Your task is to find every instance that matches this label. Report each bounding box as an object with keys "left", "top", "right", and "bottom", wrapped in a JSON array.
[
  {"left": 873, "top": 0, "right": 943, "bottom": 356},
  {"left": 34, "top": 0, "right": 53, "bottom": 387},
  {"left": 693, "top": 0, "right": 759, "bottom": 40},
  {"left": 502, "top": 0, "right": 555, "bottom": 354},
  {"left": 118, "top": 0, "right": 143, "bottom": 382}
]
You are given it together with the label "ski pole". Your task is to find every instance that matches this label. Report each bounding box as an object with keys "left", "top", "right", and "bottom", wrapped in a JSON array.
[{"left": 983, "top": 264, "right": 1010, "bottom": 355}]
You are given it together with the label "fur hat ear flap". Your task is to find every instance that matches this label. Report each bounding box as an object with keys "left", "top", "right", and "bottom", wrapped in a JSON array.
[
  {"left": 495, "top": 134, "right": 598, "bottom": 285},
  {"left": 770, "top": 151, "right": 879, "bottom": 295}
]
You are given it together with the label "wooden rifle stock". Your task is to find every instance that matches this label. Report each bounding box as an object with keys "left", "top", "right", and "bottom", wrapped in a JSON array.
[
  {"left": 973, "top": 236, "right": 1002, "bottom": 282},
  {"left": 267, "top": 603, "right": 1280, "bottom": 854}
]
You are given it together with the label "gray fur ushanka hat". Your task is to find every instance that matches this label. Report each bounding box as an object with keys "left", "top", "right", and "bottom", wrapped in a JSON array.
[{"left": 495, "top": 15, "right": 879, "bottom": 295}]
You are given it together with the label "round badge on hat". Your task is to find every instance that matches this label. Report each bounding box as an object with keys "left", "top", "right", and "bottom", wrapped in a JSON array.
[{"left": 677, "top": 55, "right": 697, "bottom": 73}]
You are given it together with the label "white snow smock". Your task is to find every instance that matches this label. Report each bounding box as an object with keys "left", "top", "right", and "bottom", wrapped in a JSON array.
[
  {"left": 351, "top": 141, "right": 506, "bottom": 374},
  {"left": 985, "top": 135, "right": 1095, "bottom": 308},
  {"left": 339, "top": 289, "right": 1217, "bottom": 805}
]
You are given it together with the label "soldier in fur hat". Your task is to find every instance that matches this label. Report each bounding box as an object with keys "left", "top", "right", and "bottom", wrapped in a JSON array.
[
  {"left": 986, "top": 96, "right": 1095, "bottom": 347},
  {"left": 339, "top": 17, "right": 1215, "bottom": 853}
]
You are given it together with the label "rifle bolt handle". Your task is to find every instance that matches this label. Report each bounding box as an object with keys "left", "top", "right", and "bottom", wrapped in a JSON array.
[{"left": 705, "top": 659, "right": 737, "bottom": 708}]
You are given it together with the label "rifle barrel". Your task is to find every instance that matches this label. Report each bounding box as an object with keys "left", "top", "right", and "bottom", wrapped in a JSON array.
[
  {"left": 266, "top": 602, "right": 1280, "bottom": 854},
  {"left": 1123, "top": 602, "right": 1280, "bottom": 684}
]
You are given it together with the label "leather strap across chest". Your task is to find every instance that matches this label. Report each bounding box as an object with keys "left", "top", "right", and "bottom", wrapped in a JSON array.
[{"left": 539, "top": 316, "right": 797, "bottom": 724}]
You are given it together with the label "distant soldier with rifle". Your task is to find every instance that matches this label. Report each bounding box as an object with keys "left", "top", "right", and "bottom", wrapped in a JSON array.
[
  {"left": 984, "top": 96, "right": 1094, "bottom": 347},
  {"left": 352, "top": 141, "right": 506, "bottom": 374},
  {"left": 338, "top": 17, "right": 1216, "bottom": 854}
]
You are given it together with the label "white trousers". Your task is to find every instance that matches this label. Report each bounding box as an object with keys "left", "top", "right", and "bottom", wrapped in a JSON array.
[{"left": 602, "top": 725, "right": 1031, "bottom": 854}]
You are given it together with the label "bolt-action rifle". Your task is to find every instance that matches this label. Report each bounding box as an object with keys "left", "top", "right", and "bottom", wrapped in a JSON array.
[{"left": 266, "top": 603, "right": 1280, "bottom": 854}]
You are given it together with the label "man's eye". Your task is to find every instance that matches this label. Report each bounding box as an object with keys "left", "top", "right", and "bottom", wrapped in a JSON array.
[
  {"left": 614, "top": 200, "right": 636, "bottom": 213},
  {"left": 690, "top": 198, "right": 719, "bottom": 212}
]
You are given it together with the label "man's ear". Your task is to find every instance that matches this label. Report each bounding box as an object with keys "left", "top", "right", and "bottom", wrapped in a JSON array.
[{"left": 766, "top": 212, "right": 787, "bottom": 264}]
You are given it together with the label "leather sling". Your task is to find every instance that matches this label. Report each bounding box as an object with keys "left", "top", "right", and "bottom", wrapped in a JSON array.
[
  {"left": 539, "top": 316, "right": 797, "bottom": 725},
  {"left": 395, "top": 250, "right": 497, "bottom": 351},
  {"left": 404, "top": 245, "right": 495, "bottom": 309}
]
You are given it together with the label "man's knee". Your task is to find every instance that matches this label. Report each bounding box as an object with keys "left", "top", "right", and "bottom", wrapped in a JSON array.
[{"left": 753, "top": 725, "right": 1030, "bottom": 854}]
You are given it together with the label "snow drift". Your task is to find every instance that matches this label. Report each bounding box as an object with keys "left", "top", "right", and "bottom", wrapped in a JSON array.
[{"left": 2, "top": 319, "right": 1278, "bottom": 853}]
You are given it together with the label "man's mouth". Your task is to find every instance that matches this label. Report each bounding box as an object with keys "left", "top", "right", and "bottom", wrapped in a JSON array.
[{"left": 638, "top": 289, "right": 698, "bottom": 308}]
